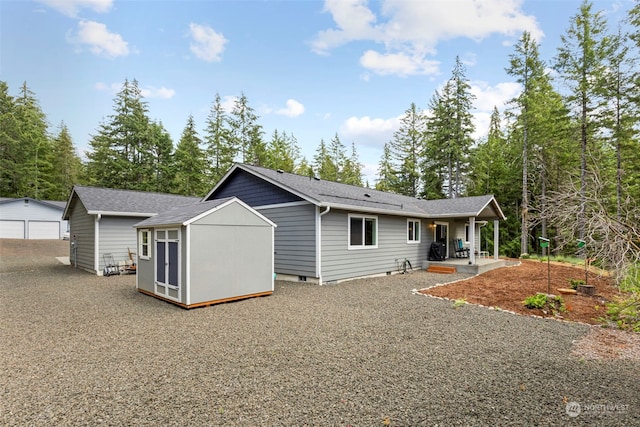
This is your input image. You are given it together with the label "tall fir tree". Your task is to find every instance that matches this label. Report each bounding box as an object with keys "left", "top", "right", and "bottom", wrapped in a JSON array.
[
  {"left": 172, "top": 115, "right": 208, "bottom": 196},
  {"left": 375, "top": 143, "right": 397, "bottom": 192},
  {"left": 313, "top": 138, "right": 334, "bottom": 180},
  {"left": 388, "top": 102, "right": 425, "bottom": 197},
  {"left": 48, "top": 122, "right": 83, "bottom": 200},
  {"left": 554, "top": 0, "right": 613, "bottom": 240},
  {"left": 204, "top": 93, "right": 235, "bottom": 185},
  {"left": 228, "top": 93, "right": 265, "bottom": 165},
  {"left": 147, "top": 121, "right": 175, "bottom": 193},
  {"left": 264, "top": 129, "right": 300, "bottom": 172},
  {"left": 342, "top": 142, "right": 363, "bottom": 186}
]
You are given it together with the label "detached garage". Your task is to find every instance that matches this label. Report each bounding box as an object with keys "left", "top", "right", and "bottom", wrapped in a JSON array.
[
  {"left": 134, "top": 197, "right": 276, "bottom": 309},
  {"left": 0, "top": 198, "right": 67, "bottom": 239}
]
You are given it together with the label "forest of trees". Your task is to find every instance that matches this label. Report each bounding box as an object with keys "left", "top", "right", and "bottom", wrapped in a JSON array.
[{"left": 1, "top": 1, "right": 638, "bottom": 265}]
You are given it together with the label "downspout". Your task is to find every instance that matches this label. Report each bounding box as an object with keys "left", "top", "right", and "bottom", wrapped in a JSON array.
[
  {"left": 317, "top": 206, "right": 331, "bottom": 285},
  {"left": 95, "top": 214, "right": 101, "bottom": 275}
]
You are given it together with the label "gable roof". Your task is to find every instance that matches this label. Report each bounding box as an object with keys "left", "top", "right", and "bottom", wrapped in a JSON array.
[
  {"left": 206, "top": 164, "right": 506, "bottom": 220},
  {"left": 133, "top": 197, "right": 276, "bottom": 228},
  {"left": 0, "top": 197, "right": 66, "bottom": 211},
  {"left": 63, "top": 186, "right": 200, "bottom": 220}
]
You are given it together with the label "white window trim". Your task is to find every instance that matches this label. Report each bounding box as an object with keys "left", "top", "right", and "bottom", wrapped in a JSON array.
[
  {"left": 407, "top": 219, "right": 421, "bottom": 244},
  {"left": 139, "top": 229, "right": 150, "bottom": 260},
  {"left": 348, "top": 213, "right": 378, "bottom": 250}
]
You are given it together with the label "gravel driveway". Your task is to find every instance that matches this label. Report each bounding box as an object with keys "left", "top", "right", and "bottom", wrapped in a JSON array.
[{"left": 1, "top": 240, "right": 638, "bottom": 426}]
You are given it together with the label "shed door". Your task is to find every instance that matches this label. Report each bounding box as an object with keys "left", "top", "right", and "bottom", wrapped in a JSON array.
[
  {"left": 28, "top": 221, "right": 59, "bottom": 239},
  {"left": 155, "top": 229, "right": 180, "bottom": 301}
]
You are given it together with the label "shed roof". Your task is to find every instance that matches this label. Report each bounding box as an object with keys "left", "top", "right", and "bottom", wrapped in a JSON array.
[
  {"left": 63, "top": 186, "right": 200, "bottom": 220},
  {"left": 133, "top": 197, "right": 276, "bottom": 228},
  {"left": 206, "top": 164, "right": 506, "bottom": 220}
]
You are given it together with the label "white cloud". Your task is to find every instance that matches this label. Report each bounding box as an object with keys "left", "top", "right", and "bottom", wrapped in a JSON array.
[
  {"left": 140, "top": 86, "right": 175, "bottom": 100},
  {"left": 359, "top": 50, "right": 439, "bottom": 77},
  {"left": 339, "top": 115, "right": 401, "bottom": 148},
  {"left": 470, "top": 80, "right": 521, "bottom": 111},
  {"left": 95, "top": 82, "right": 175, "bottom": 99},
  {"left": 189, "top": 23, "right": 227, "bottom": 62},
  {"left": 68, "top": 20, "right": 129, "bottom": 58},
  {"left": 312, "top": 0, "right": 543, "bottom": 77},
  {"left": 37, "top": 0, "right": 112, "bottom": 18},
  {"left": 275, "top": 99, "right": 305, "bottom": 117}
]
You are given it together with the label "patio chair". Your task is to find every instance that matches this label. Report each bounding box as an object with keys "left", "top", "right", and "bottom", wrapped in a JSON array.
[{"left": 454, "top": 239, "right": 470, "bottom": 258}]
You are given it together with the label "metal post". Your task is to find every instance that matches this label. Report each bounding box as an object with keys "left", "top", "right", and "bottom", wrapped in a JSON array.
[{"left": 539, "top": 237, "right": 550, "bottom": 294}]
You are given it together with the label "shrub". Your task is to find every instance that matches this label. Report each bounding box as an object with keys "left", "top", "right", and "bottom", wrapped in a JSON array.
[
  {"left": 620, "top": 263, "right": 640, "bottom": 293},
  {"left": 602, "top": 295, "right": 640, "bottom": 332},
  {"left": 568, "top": 279, "right": 585, "bottom": 290},
  {"left": 523, "top": 293, "right": 566, "bottom": 315}
]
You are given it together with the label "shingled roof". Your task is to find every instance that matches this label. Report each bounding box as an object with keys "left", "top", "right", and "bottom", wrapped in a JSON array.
[
  {"left": 134, "top": 197, "right": 233, "bottom": 227},
  {"left": 206, "top": 164, "right": 506, "bottom": 220},
  {"left": 63, "top": 186, "right": 200, "bottom": 220}
]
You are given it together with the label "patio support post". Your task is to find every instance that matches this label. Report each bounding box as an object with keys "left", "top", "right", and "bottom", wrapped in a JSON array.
[
  {"left": 493, "top": 220, "right": 499, "bottom": 260},
  {"left": 469, "top": 216, "right": 476, "bottom": 265}
]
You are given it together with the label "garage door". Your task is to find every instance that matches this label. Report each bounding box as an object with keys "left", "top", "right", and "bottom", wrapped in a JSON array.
[
  {"left": 0, "top": 220, "right": 25, "bottom": 239},
  {"left": 28, "top": 221, "right": 60, "bottom": 239}
]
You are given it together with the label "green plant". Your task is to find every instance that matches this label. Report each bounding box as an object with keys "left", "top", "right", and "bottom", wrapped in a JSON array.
[
  {"left": 453, "top": 298, "right": 467, "bottom": 308},
  {"left": 601, "top": 295, "right": 640, "bottom": 332},
  {"left": 523, "top": 293, "right": 566, "bottom": 315},
  {"left": 620, "top": 263, "right": 640, "bottom": 293},
  {"left": 523, "top": 293, "right": 548, "bottom": 309},
  {"left": 519, "top": 253, "right": 531, "bottom": 260},
  {"left": 568, "top": 279, "right": 585, "bottom": 290}
]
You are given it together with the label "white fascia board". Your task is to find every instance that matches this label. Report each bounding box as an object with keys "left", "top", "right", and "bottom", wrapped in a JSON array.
[{"left": 86, "top": 211, "right": 158, "bottom": 217}]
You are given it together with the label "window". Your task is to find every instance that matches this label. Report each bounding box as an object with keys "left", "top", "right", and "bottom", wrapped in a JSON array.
[
  {"left": 407, "top": 219, "right": 421, "bottom": 243},
  {"left": 349, "top": 214, "right": 377, "bottom": 249},
  {"left": 139, "top": 229, "right": 150, "bottom": 259},
  {"left": 465, "top": 224, "right": 470, "bottom": 243}
]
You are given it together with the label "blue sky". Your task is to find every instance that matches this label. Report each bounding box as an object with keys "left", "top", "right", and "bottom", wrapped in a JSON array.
[{"left": 0, "top": 0, "right": 633, "bottom": 183}]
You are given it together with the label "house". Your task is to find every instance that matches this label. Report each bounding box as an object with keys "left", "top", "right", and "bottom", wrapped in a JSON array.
[
  {"left": 204, "top": 164, "right": 507, "bottom": 284},
  {"left": 133, "top": 197, "right": 276, "bottom": 308},
  {"left": 62, "top": 186, "right": 199, "bottom": 275},
  {"left": 0, "top": 197, "right": 68, "bottom": 239}
]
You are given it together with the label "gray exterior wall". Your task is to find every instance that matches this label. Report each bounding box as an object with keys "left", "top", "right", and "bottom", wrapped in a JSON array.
[
  {"left": 0, "top": 199, "right": 67, "bottom": 239},
  {"left": 257, "top": 203, "right": 316, "bottom": 278},
  {"left": 68, "top": 199, "right": 95, "bottom": 272},
  {"left": 98, "top": 216, "right": 140, "bottom": 274},
  {"left": 320, "top": 209, "right": 428, "bottom": 283}
]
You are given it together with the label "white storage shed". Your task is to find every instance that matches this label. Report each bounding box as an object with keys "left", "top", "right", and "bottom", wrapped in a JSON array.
[{"left": 133, "top": 197, "right": 276, "bottom": 309}]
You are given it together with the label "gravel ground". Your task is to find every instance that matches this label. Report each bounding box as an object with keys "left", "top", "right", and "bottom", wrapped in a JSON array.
[{"left": 1, "top": 241, "right": 638, "bottom": 426}]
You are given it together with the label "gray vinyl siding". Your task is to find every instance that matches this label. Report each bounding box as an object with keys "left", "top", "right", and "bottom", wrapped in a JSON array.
[
  {"left": 257, "top": 203, "right": 316, "bottom": 278},
  {"left": 68, "top": 199, "right": 95, "bottom": 272},
  {"left": 98, "top": 217, "right": 140, "bottom": 274},
  {"left": 210, "top": 170, "right": 303, "bottom": 206},
  {"left": 321, "top": 210, "right": 428, "bottom": 283}
]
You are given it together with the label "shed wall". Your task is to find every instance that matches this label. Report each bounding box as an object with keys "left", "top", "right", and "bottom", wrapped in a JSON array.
[
  {"left": 68, "top": 198, "right": 95, "bottom": 272},
  {"left": 98, "top": 216, "right": 140, "bottom": 273},
  {"left": 320, "top": 209, "right": 428, "bottom": 283}
]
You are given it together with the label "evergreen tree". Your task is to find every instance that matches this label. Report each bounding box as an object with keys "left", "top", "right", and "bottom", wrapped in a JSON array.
[
  {"left": 554, "top": 0, "right": 613, "bottom": 240},
  {"left": 375, "top": 143, "right": 397, "bottom": 192},
  {"left": 313, "top": 138, "right": 335, "bottom": 180},
  {"left": 172, "top": 115, "right": 208, "bottom": 196},
  {"left": 86, "top": 79, "right": 157, "bottom": 190},
  {"left": 264, "top": 129, "right": 300, "bottom": 172},
  {"left": 328, "top": 133, "right": 347, "bottom": 182},
  {"left": 204, "top": 93, "right": 235, "bottom": 185},
  {"left": 342, "top": 142, "right": 363, "bottom": 186},
  {"left": 426, "top": 57, "right": 475, "bottom": 198},
  {"left": 388, "top": 102, "right": 425, "bottom": 197},
  {"left": 228, "top": 93, "right": 265, "bottom": 165},
  {"left": 148, "top": 121, "right": 175, "bottom": 193},
  {"left": 0, "top": 81, "right": 21, "bottom": 197},
  {"left": 48, "top": 122, "right": 82, "bottom": 200}
]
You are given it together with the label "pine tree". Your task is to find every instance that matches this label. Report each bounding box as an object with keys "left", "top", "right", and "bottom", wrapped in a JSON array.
[
  {"left": 375, "top": 143, "right": 397, "bottom": 192},
  {"left": 204, "top": 93, "right": 235, "bottom": 185},
  {"left": 172, "top": 115, "right": 208, "bottom": 196},
  {"left": 342, "top": 142, "right": 363, "bottom": 186},
  {"left": 48, "top": 122, "right": 82, "bottom": 200},
  {"left": 228, "top": 93, "right": 265, "bottom": 165},
  {"left": 313, "top": 138, "right": 334, "bottom": 180},
  {"left": 264, "top": 130, "right": 299, "bottom": 172},
  {"left": 0, "top": 81, "right": 21, "bottom": 197},
  {"left": 328, "top": 133, "right": 347, "bottom": 182},
  {"left": 86, "top": 79, "right": 157, "bottom": 190},
  {"left": 554, "top": 0, "right": 613, "bottom": 240},
  {"left": 388, "top": 102, "right": 426, "bottom": 197},
  {"left": 148, "top": 121, "right": 175, "bottom": 193}
]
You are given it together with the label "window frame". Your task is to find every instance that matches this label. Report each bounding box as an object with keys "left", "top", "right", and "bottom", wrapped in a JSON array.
[
  {"left": 407, "top": 219, "right": 421, "bottom": 244},
  {"left": 139, "top": 229, "right": 150, "bottom": 260},
  {"left": 348, "top": 214, "right": 378, "bottom": 250}
]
